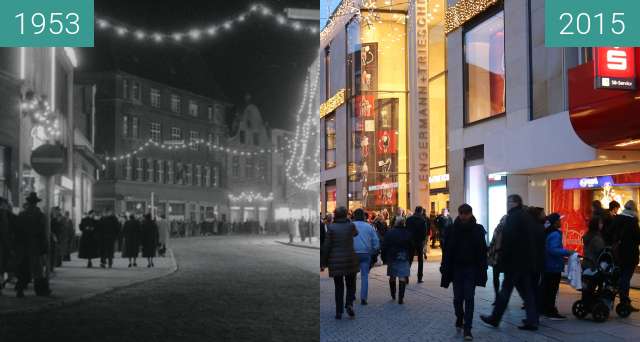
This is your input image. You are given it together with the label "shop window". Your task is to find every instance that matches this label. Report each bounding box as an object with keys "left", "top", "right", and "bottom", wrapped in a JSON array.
[
  {"left": 464, "top": 9, "right": 505, "bottom": 124},
  {"left": 325, "top": 113, "right": 336, "bottom": 169}
]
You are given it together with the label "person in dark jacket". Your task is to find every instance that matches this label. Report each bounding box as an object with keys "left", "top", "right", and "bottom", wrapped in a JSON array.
[
  {"left": 321, "top": 206, "right": 359, "bottom": 319},
  {"left": 487, "top": 215, "right": 507, "bottom": 305},
  {"left": 481, "top": 194, "right": 540, "bottom": 331},
  {"left": 122, "top": 215, "right": 141, "bottom": 267},
  {"left": 440, "top": 204, "right": 487, "bottom": 341},
  {"left": 611, "top": 200, "right": 640, "bottom": 311},
  {"left": 602, "top": 200, "right": 620, "bottom": 246},
  {"left": 50, "top": 207, "right": 64, "bottom": 268},
  {"left": 0, "top": 197, "right": 13, "bottom": 296},
  {"left": 406, "top": 206, "right": 429, "bottom": 283},
  {"left": 79, "top": 211, "right": 99, "bottom": 268},
  {"left": 60, "top": 211, "right": 75, "bottom": 262},
  {"left": 98, "top": 210, "right": 121, "bottom": 268},
  {"left": 383, "top": 215, "right": 412, "bottom": 304},
  {"left": 541, "top": 213, "right": 574, "bottom": 319},
  {"left": 14, "top": 192, "right": 50, "bottom": 297},
  {"left": 141, "top": 214, "right": 159, "bottom": 268}
]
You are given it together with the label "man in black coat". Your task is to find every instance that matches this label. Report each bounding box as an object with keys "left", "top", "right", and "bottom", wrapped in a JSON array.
[
  {"left": 481, "top": 194, "right": 540, "bottom": 331},
  {"left": 611, "top": 200, "right": 640, "bottom": 311},
  {"left": 98, "top": 210, "right": 121, "bottom": 268},
  {"left": 14, "top": 192, "right": 50, "bottom": 297},
  {"left": 440, "top": 204, "right": 487, "bottom": 341},
  {"left": 406, "top": 206, "right": 429, "bottom": 283}
]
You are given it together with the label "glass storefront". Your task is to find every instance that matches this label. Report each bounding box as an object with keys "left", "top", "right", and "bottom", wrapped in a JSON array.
[
  {"left": 346, "top": 4, "right": 409, "bottom": 214},
  {"left": 550, "top": 171, "right": 640, "bottom": 256}
]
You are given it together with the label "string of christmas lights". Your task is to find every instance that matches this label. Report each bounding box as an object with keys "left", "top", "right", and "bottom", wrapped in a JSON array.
[
  {"left": 103, "top": 137, "right": 286, "bottom": 163},
  {"left": 284, "top": 59, "right": 320, "bottom": 190},
  {"left": 20, "top": 95, "right": 62, "bottom": 139},
  {"left": 228, "top": 191, "right": 274, "bottom": 202},
  {"left": 96, "top": 3, "right": 319, "bottom": 44}
]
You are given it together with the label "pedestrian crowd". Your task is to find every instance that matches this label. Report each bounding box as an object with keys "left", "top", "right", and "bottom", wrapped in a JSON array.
[{"left": 320, "top": 194, "right": 640, "bottom": 341}]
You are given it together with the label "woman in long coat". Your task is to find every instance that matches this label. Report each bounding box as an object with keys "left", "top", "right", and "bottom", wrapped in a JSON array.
[
  {"left": 141, "top": 214, "right": 159, "bottom": 267},
  {"left": 78, "top": 211, "right": 99, "bottom": 268},
  {"left": 122, "top": 215, "right": 141, "bottom": 267},
  {"left": 382, "top": 216, "right": 413, "bottom": 304}
]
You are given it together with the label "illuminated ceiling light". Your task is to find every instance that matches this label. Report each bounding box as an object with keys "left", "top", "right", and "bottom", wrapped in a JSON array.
[{"left": 615, "top": 139, "right": 640, "bottom": 147}]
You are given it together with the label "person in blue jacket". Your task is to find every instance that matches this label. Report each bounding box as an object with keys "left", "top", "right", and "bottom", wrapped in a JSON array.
[
  {"left": 541, "top": 213, "right": 574, "bottom": 320},
  {"left": 352, "top": 208, "right": 380, "bottom": 305}
]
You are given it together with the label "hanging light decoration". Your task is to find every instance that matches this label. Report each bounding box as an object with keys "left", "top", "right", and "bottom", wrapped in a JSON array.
[{"left": 20, "top": 93, "right": 62, "bottom": 140}]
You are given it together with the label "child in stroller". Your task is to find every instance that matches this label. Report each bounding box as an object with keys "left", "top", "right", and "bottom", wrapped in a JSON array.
[{"left": 572, "top": 247, "right": 632, "bottom": 322}]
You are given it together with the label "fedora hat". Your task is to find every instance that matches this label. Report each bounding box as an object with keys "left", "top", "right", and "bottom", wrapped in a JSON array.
[{"left": 25, "top": 192, "right": 42, "bottom": 203}]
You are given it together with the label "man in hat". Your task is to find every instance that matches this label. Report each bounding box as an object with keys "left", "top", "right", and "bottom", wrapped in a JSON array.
[{"left": 14, "top": 192, "right": 50, "bottom": 297}]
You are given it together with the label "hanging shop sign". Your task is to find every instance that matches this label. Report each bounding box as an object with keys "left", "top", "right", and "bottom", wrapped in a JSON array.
[
  {"left": 594, "top": 47, "right": 636, "bottom": 90},
  {"left": 320, "top": 88, "right": 345, "bottom": 117}
]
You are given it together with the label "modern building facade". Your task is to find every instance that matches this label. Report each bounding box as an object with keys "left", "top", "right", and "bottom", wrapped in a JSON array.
[
  {"left": 320, "top": 0, "right": 450, "bottom": 216},
  {"left": 77, "top": 71, "right": 229, "bottom": 222},
  {"left": 444, "top": 0, "right": 640, "bottom": 256}
]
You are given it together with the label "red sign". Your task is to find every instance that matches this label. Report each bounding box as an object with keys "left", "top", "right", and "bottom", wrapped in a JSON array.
[
  {"left": 376, "top": 130, "right": 397, "bottom": 154},
  {"left": 594, "top": 47, "right": 636, "bottom": 90},
  {"left": 355, "top": 95, "right": 375, "bottom": 118}
]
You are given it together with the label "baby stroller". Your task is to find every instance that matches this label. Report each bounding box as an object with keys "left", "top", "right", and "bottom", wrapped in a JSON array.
[{"left": 572, "top": 247, "right": 632, "bottom": 322}]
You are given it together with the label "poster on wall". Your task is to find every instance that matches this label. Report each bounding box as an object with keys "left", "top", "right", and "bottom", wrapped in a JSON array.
[
  {"left": 360, "top": 42, "right": 378, "bottom": 92},
  {"left": 376, "top": 98, "right": 398, "bottom": 130},
  {"left": 355, "top": 95, "right": 376, "bottom": 117},
  {"left": 376, "top": 130, "right": 398, "bottom": 154}
]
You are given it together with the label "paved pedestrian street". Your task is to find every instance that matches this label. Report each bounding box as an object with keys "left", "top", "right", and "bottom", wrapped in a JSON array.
[
  {"left": 321, "top": 260, "right": 640, "bottom": 342},
  {"left": 0, "top": 236, "right": 319, "bottom": 342}
]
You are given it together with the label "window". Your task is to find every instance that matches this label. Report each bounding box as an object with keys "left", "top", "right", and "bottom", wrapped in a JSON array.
[
  {"left": 324, "top": 46, "right": 331, "bottom": 99},
  {"left": 232, "top": 156, "right": 240, "bottom": 177},
  {"left": 325, "top": 113, "right": 336, "bottom": 169},
  {"left": 123, "top": 79, "right": 129, "bottom": 99},
  {"left": 245, "top": 157, "right": 254, "bottom": 178},
  {"left": 204, "top": 166, "right": 211, "bottom": 187},
  {"left": 176, "top": 162, "right": 183, "bottom": 184},
  {"left": 190, "top": 131, "right": 200, "bottom": 151},
  {"left": 239, "top": 131, "right": 246, "bottom": 144},
  {"left": 464, "top": 10, "right": 505, "bottom": 124},
  {"left": 171, "top": 94, "right": 181, "bottom": 113},
  {"left": 146, "top": 158, "right": 154, "bottom": 182},
  {"left": 124, "top": 157, "right": 132, "bottom": 180},
  {"left": 122, "top": 115, "right": 129, "bottom": 137},
  {"left": 171, "top": 127, "right": 182, "bottom": 141},
  {"left": 258, "top": 159, "right": 267, "bottom": 181},
  {"left": 208, "top": 106, "right": 213, "bottom": 121},
  {"left": 132, "top": 81, "right": 141, "bottom": 101},
  {"left": 132, "top": 117, "right": 139, "bottom": 138},
  {"left": 150, "top": 88, "right": 161, "bottom": 108},
  {"left": 150, "top": 122, "right": 161, "bottom": 142},
  {"left": 166, "top": 160, "right": 174, "bottom": 184},
  {"left": 213, "top": 166, "right": 219, "bottom": 187},
  {"left": 186, "top": 164, "right": 193, "bottom": 185},
  {"left": 156, "top": 160, "right": 164, "bottom": 184},
  {"left": 136, "top": 157, "right": 143, "bottom": 181},
  {"left": 189, "top": 100, "right": 199, "bottom": 117},
  {"left": 195, "top": 165, "right": 202, "bottom": 186},
  {"left": 253, "top": 132, "right": 259, "bottom": 146}
]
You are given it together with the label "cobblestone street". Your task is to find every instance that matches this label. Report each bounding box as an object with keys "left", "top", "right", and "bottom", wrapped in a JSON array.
[
  {"left": 321, "top": 260, "right": 640, "bottom": 342},
  {"left": 0, "top": 236, "right": 319, "bottom": 342}
]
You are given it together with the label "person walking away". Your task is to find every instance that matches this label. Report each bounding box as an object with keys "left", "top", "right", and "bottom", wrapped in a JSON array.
[
  {"left": 98, "top": 210, "right": 121, "bottom": 268},
  {"left": 382, "top": 215, "right": 412, "bottom": 304},
  {"left": 602, "top": 200, "right": 620, "bottom": 246},
  {"left": 157, "top": 215, "right": 170, "bottom": 257},
  {"left": 481, "top": 194, "right": 540, "bottom": 331},
  {"left": 0, "top": 197, "right": 12, "bottom": 296},
  {"left": 541, "top": 213, "right": 574, "bottom": 319},
  {"left": 141, "top": 214, "right": 159, "bottom": 267},
  {"left": 406, "top": 206, "right": 429, "bottom": 283},
  {"left": 440, "top": 204, "right": 488, "bottom": 341},
  {"left": 60, "top": 211, "right": 75, "bottom": 262},
  {"left": 122, "top": 215, "right": 141, "bottom": 267},
  {"left": 50, "top": 207, "right": 64, "bottom": 269},
  {"left": 487, "top": 215, "right": 507, "bottom": 305},
  {"left": 352, "top": 208, "right": 379, "bottom": 305},
  {"left": 610, "top": 200, "right": 640, "bottom": 312},
  {"left": 288, "top": 218, "right": 298, "bottom": 244},
  {"left": 79, "top": 210, "right": 100, "bottom": 268},
  {"left": 14, "top": 192, "right": 50, "bottom": 297},
  {"left": 321, "top": 206, "right": 359, "bottom": 319}
]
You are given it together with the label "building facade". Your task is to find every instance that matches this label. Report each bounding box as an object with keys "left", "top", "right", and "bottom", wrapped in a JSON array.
[
  {"left": 444, "top": 0, "right": 640, "bottom": 258},
  {"left": 77, "top": 71, "right": 229, "bottom": 222},
  {"left": 320, "top": 0, "right": 450, "bottom": 216}
]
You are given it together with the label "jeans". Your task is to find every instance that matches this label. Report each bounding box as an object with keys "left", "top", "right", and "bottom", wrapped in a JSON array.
[
  {"left": 619, "top": 266, "right": 634, "bottom": 301},
  {"left": 333, "top": 273, "right": 357, "bottom": 314},
  {"left": 410, "top": 242, "right": 425, "bottom": 280},
  {"left": 357, "top": 253, "right": 371, "bottom": 300},
  {"left": 453, "top": 266, "right": 477, "bottom": 330},
  {"left": 541, "top": 272, "right": 561, "bottom": 314},
  {"left": 491, "top": 271, "right": 539, "bottom": 326}
]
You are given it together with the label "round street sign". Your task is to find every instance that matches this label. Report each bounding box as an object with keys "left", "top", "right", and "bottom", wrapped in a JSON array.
[{"left": 30, "top": 144, "right": 66, "bottom": 176}]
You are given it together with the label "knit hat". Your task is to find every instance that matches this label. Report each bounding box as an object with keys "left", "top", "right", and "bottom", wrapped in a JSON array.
[{"left": 545, "top": 213, "right": 561, "bottom": 229}]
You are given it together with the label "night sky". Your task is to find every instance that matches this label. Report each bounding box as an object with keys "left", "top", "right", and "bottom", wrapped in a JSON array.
[{"left": 79, "top": 0, "right": 319, "bottom": 130}]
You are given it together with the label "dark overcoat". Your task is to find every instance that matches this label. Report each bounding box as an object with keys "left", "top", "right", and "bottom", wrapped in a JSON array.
[
  {"left": 321, "top": 218, "right": 359, "bottom": 277},
  {"left": 140, "top": 219, "right": 159, "bottom": 258},
  {"left": 122, "top": 219, "right": 141, "bottom": 258}
]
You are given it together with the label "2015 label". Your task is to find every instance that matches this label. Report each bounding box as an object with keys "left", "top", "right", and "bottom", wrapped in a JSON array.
[{"left": 559, "top": 12, "right": 625, "bottom": 36}]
